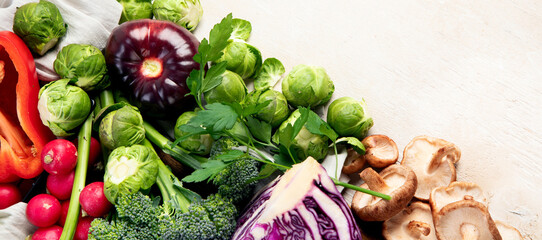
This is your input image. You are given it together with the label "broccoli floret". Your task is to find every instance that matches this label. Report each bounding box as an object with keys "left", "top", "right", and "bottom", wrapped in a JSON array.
[
  {"left": 177, "top": 194, "right": 237, "bottom": 240},
  {"left": 213, "top": 157, "right": 259, "bottom": 204},
  {"left": 88, "top": 192, "right": 173, "bottom": 240},
  {"left": 210, "top": 137, "right": 239, "bottom": 156},
  {"left": 209, "top": 137, "right": 260, "bottom": 204},
  {"left": 89, "top": 192, "right": 237, "bottom": 240}
]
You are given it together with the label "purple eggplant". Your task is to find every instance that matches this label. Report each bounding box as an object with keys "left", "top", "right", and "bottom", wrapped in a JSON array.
[{"left": 105, "top": 19, "right": 199, "bottom": 116}]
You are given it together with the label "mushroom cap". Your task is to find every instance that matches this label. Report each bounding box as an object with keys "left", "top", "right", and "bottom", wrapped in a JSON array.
[
  {"left": 363, "top": 135, "right": 399, "bottom": 168},
  {"left": 401, "top": 136, "right": 461, "bottom": 200},
  {"left": 351, "top": 164, "right": 417, "bottom": 221},
  {"left": 434, "top": 200, "right": 502, "bottom": 240},
  {"left": 430, "top": 182, "right": 487, "bottom": 219},
  {"left": 495, "top": 221, "right": 524, "bottom": 240},
  {"left": 383, "top": 201, "right": 438, "bottom": 240},
  {"left": 342, "top": 147, "right": 367, "bottom": 174}
]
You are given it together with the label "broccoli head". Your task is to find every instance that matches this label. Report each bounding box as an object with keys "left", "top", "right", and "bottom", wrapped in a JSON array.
[
  {"left": 209, "top": 137, "right": 239, "bottom": 156},
  {"left": 177, "top": 194, "right": 237, "bottom": 240},
  {"left": 213, "top": 156, "right": 259, "bottom": 204},
  {"left": 88, "top": 192, "right": 171, "bottom": 240},
  {"left": 88, "top": 191, "right": 237, "bottom": 240}
]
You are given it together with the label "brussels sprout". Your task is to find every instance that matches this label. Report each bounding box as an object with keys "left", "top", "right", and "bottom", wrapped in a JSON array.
[
  {"left": 37, "top": 79, "right": 91, "bottom": 137},
  {"left": 54, "top": 44, "right": 109, "bottom": 92},
  {"left": 246, "top": 89, "right": 290, "bottom": 128},
  {"left": 215, "top": 41, "right": 262, "bottom": 79},
  {"left": 174, "top": 110, "right": 213, "bottom": 155},
  {"left": 99, "top": 105, "right": 145, "bottom": 150},
  {"left": 204, "top": 70, "right": 247, "bottom": 104},
  {"left": 104, "top": 145, "right": 159, "bottom": 203},
  {"left": 254, "top": 58, "right": 285, "bottom": 91},
  {"left": 231, "top": 18, "right": 252, "bottom": 41},
  {"left": 274, "top": 109, "right": 329, "bottom": 161},
  {"left": 327, "top": 97, "right": 374, "bottom": 139},
  {"left": 117, "top": 0, "right": 153, "bottom": 24},
  {"left": 282, "top": 64, "right": 335, "bottom": 108},
  {"left": 226, "top": 120, "right": 250, "bottom": 144},
  {"left": 12, "top": 0, "right": 67, "bottom": 55},
  {"left": 152, "top": 0, "right": 203, "bottom": 31}
]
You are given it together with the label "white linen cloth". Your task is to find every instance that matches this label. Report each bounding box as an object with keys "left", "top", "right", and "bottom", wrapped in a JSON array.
[
  {"left": 0, "top": 202, "right": 37, "bottom": 239},
  {"left": 0, "top": 0, "right": 122, "bottom": 81}
]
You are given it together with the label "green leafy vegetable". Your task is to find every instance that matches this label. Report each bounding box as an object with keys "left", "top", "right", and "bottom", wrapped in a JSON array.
[
  {"left": 181, "top": 103, "right": 238, "bottom": 134},
  {"left": 254, "top": 58, "right": 285, "bottom": 91},
  {"left": 152, "top": 0, "right": 203, "bottom": 31},
  {"left": 117, "top": 0, "right": 153, "bottom": 24},
  {"left": 245, "top": 116, "right": 272, "bottom": 144},
  {"left": 335, "top": 137, "right": 366, "bottom": 155},
  {"left": 231, "top": 18, "right": 252, "bottom": 41},
  {"left": 37, "top": 79, "right": 92, "bottom": 137},
  {"left": 282, "top": 64, "right": 335, "bottom": 108},
  {"left": 215, "top": 42, "right": 262, "bottom": 79},
  {"left": 53, "top": 44, "right": 109, "bottom": 92},
  {"left": 327, "top": 96, "right": 374, "bottom": 139},
  {"left": 204, "top": 70, "right": 247, "bottom": 104},
  {"left": 13, "top": 0, "right": 67, "bottom": 55},
  {"left": 186, "top": 13, "right": 234, "bottom": 109},
  {"left": 174, "top": 110, "right": 214, "bottom": 155},
  {"left": 103, "top": 144, "right": 159, "bottom": 203}
]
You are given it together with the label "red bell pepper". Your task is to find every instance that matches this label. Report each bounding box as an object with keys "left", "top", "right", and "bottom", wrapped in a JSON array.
[{"left": 0, "top": 31, "right": 55, "bottom": 183}]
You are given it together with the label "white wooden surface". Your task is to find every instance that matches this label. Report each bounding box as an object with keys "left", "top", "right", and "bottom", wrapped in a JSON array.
[{"left": 197, "top": 0, "right": 541, "bottom": 238}]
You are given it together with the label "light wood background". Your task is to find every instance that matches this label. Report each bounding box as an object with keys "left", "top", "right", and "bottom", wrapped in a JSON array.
[{"left": 196, "top": 0, "right": 541, "bottom": 238}]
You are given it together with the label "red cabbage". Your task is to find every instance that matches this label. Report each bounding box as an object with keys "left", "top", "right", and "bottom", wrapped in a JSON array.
[{"left": 232, "top": 157, "right": 362, "bottom": 240}]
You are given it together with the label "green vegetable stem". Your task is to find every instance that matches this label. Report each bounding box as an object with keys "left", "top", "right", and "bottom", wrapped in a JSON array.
[{"left": 59, "top": 111, "right": 94, "bottom": 240}]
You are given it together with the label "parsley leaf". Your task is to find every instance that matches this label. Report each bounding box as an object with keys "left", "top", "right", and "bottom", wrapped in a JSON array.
[
  {"left": 335, "top": 137, "right": 366, "bottom": 155},
  {"left": 206, "top": 13, "right": 233, "bottom": 62},
  {"left": 246, "top": 116, "right": 272, "bottom": 144},
  {"left": 305, "top": 110, "right": 339, "bottom": 141},
  {"left": 182, "top": 160, "right": 227, "bottom": 183},
  {"left": 186, "top": 13, "right": 234, "bottom": 108},
  {"left": 180, "top": 103, "right": 238, "bottom": 134},
  {"left": 202, "top": 61, "right": 227, "bottom": 92},
  {"left": 182, "top": 149, "right": 246, "bottom": 183}
]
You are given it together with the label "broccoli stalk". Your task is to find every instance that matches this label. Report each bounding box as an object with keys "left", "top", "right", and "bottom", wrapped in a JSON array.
[
  {"left": 89, "top": 139, "right": 238, "bottom": 240},
  {"left": 155, "top": 152, "right": 197, "bottom": 213},
  {"left": 143, "top": 120, "right": 203, "bottom": 170}
]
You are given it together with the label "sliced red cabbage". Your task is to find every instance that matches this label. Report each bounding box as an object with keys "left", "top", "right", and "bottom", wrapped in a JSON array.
[{"left": 232, "top": 157, "right": 362, "bottom": 240}]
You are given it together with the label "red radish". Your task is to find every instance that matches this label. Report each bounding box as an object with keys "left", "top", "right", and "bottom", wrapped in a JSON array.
[
  {"left": 74, "top": 216, "right": 94, "bottom": 240},
  {"left": 57, "top": 200, "right": 81, "bottom": 226},
  {"left": 46, "top": 170, "right": 75, "bottom": 200},
  {"left": 41, "top": 139, "right": 78, "bottom": 175},
  {"left": 73, "top": 137, "right": 101, "bottom": 166},
  {"left": 26, "top": 194, "right": 61, "bottom": 227},
  {"left": 32, "top": 225, "right": 63, "bottom": 240},
  {"left": 79, "top": 182, "right": 112, "bottom": 217},
  {"left": 0, "top": 183, "right": 22, "bottom": 209}
]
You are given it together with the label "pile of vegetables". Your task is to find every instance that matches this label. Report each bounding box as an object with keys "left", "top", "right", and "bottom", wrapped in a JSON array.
[{"left": 2, "top": 1, "right": 491, "bottom": 240}]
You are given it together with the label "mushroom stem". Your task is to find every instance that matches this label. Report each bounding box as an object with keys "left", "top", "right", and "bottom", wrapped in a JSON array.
[
  {"left": 427, "top": 145, "right": 456, "bottom": 173},
  {"left": 359, "top": 168, "right": 388, "bottom": 193},
  {"left": 407, "top": 220, "right": 431, "bottom": 236},
  {"left": 460, "top": 223, "right": 480, "bottom": 240}
]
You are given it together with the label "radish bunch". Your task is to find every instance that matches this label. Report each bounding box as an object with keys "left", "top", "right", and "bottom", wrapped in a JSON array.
[{"left": 25, "top": 137, "right": 107, "bottom": 240}]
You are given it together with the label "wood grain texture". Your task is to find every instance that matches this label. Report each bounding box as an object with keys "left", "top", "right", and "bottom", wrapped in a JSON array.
[{"left": 195, "top": 0, "right": 541, "bottom": 238}]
